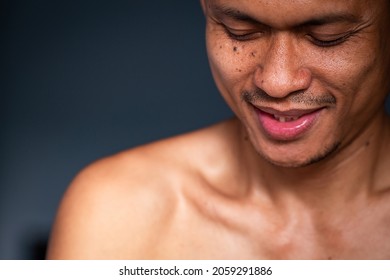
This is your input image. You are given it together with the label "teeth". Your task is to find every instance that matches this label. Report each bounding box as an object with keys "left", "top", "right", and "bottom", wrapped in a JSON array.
[{"left": 274, "top": 115, "right": 299, "bottom": 122}]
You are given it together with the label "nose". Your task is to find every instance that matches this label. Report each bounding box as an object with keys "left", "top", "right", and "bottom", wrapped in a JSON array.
[{"left": 254, "top": 33, "right": 312, "bottom": 98}]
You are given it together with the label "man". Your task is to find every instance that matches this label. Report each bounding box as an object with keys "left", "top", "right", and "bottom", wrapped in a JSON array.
[{"left": 47, "top": 0, "right": 390, "bottom": 259}]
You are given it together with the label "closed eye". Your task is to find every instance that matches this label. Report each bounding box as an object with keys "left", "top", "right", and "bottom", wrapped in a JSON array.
[
  {"left": 223, "top": 25, "right": 266, "bottom": 41},
  {"left": 307, "top": 32, "right": 354, "bottom": 47}
]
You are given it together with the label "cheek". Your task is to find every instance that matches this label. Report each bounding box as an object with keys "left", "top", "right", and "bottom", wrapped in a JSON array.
[
  {"left": 208, "top": 43, "right": 251, "bottom": 81},
  {"left": 206, "top": 34, "right": 258, "bottom": 110},
  {"left": 310, "top": 41, "right": 384, "bottom": 143},
  {"left": 309, "top": 43, "right": 379, "bottom": 111}
]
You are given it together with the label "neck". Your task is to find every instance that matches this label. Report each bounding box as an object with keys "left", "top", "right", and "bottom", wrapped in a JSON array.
[{"left": 237, "top": 112, "right": 390, "bottom": 210}]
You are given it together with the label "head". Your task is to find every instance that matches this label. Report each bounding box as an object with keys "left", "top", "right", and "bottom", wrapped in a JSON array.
[{"left": 201, "top": 0, "right": 390, "bottom": 167}]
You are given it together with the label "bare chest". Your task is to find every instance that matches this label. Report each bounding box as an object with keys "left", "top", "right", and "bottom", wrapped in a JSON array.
[{"left": 147, "top": 203, "right": 390, "bottom": 259}]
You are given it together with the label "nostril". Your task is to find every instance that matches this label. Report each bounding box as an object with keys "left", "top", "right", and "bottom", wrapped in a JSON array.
[{"left": 254, "top": 64, "right": 312, "bottom": 99}]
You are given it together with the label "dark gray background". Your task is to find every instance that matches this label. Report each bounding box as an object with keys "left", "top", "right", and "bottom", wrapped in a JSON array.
[
  {"left": 1, "top": 0, "right": 232, "bottom": 259},
  {"left": 2, "top": 1, "right": 389, "bottom": 260}
]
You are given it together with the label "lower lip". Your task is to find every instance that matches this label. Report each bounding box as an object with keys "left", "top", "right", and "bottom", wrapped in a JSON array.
[{"left": 256, "top": 109, "right": 321, "bottom": 141}]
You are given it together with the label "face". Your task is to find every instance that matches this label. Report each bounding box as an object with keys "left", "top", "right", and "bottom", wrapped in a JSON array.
[{"left": 202, "top": 0, "right": 390, "bottom": 167}]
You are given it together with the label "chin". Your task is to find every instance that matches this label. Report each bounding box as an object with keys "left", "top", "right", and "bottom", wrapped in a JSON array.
[{"left": 256, "top": 140, "right": 342, "bottom": 169}]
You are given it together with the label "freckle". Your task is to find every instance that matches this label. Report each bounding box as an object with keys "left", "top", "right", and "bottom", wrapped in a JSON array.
[
  {"left": 219, "top": 45, "right": 222, "bottom": 49},
  {"left": 365, "top": 141, "right": 370, "bottom": 147},
  {"left": 251, "top": 52, "right": 256, "bottom": 57},
  {"left": 233, "top": 46, "right": 237, "bottom": 52}
]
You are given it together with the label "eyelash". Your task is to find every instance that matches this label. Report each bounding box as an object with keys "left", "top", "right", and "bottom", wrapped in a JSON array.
[
  {"left": 223, "top": 26, "right": 264, "bottom": 41},
  {"left": 308, "top": 34, "right": 351, "bottom": 47},
  {"left": 223, "top": 26, "right": 351, "bottom": 48},
  {"left": 227, "top": 32, "right": 257, "bottom": 41}
]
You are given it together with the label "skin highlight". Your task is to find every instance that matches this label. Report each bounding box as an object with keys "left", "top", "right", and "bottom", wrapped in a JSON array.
[
  {"left": 46, "top": 0, "right": 390, "bottom": 259},
  {"left": 204, "top": 0, "right": 390, "bottom": 168}
]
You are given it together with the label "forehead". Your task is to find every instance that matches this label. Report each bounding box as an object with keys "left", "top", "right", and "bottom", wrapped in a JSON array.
[{"left": 205, "top": 0, "right": 385, "bottom": 28}]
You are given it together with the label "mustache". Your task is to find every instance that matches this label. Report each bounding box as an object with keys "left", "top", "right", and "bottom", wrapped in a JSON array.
[{"left": 242, "top": 88, "right": 336, "bottom": 107}]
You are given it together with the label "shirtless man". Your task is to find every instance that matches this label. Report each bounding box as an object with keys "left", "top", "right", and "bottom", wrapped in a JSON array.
[{"left": 47, "top": 0, "right": 390, "bottom": 259}]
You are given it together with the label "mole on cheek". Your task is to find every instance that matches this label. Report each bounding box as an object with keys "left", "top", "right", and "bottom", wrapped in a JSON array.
[{"left": 233, "top": 46, "right": 237, "bottom": 52}]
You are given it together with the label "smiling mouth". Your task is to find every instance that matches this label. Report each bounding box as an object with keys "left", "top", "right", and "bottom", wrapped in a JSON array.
[{"left": 255, "top": 107, "right": 323, "bottom": 141}]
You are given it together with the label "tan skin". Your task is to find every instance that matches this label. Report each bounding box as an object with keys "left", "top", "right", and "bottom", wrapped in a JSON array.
[{"left": 47, "top": 0, "right": 390, "bottom": 259}]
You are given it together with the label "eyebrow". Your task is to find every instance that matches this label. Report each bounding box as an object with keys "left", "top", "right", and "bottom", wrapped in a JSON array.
[
  {"left": 211, "top": 4, "right": 361, "bottom": 28},
  {"left": 301, "top": 14, "right": 361, "bottom": 27},
  {"left": 211, "top": 5, "right": 260, "bottom": 24}
]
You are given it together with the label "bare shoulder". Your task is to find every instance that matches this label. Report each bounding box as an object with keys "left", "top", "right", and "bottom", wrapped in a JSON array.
[
  {"left": 47, "top": 147, "right": 177, "bottom": 259},
  {"left": 47, "top": 119, "right": 236, "bottom": 259}
]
